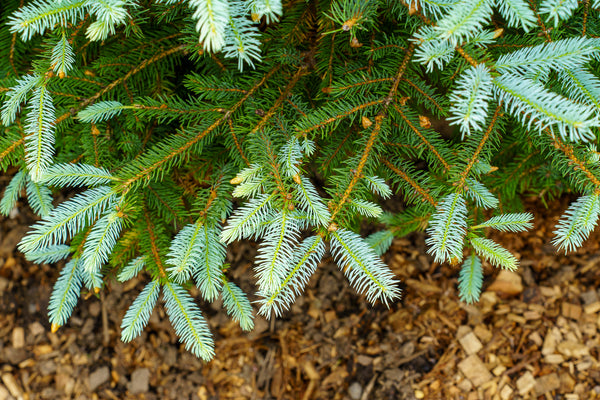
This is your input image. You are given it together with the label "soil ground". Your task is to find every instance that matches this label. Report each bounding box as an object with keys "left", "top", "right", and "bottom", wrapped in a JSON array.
[{"left": 1, "top": 195, "right": 600, "bottom": 399}]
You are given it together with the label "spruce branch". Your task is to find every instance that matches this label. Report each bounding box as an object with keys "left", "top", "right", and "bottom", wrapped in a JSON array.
[
  {"left": 426, "top": 193, "right": 467, "bottom": 263},
  {"left": 25, "top": 83, "right": 56, "bottom": 182},
  {"left": 472, "top": 213, "right": 534, "bottom": 232},
  {"left": 25, "top": 244, "right": 71, "bottom": 264},
  {"left": 121, "top": 279, "right": 160, "bottom": 343},
  {"left": 470, "top": 236, "right": 518, "bottom": 270},
  {"left": 553, "top": 194, "right": 600, "bottom": 253},
  {"left": 1, "top": 170, "right": 27, "bottom": 216},
  {"left": 48, "top": 258, "right": 82, "bottom": 332},
  {"left": 162, "top": 280, "right": 215, "bottom": 361},
  {"left": 330, "top": 229, "right": 401, "bottom": 306},
  {"left": 458, "top": 254, "right": 483, "bottom": 303},
  {"left": 494, "top": 74, "right": 600, "bottom": 142},
  {"left": 221, "top": 279, "right": 254, "bottom": 331},
  {"left": 257, "top": 235, "right": 325, "bottom": 317}
]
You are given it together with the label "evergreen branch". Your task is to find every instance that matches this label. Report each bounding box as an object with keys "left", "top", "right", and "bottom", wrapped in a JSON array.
[
  {"left": 472, "top": 213, "right": 534, "bottom": 232},
  {"left": 81, "top": 211, "right": 123, "bottom": 276},
  {"left": 457, "top": 104, "right": 502, "bottom": 189},
  {"left": 381, "top": 158, "right": 437, "bottom": 206},
  {"left": 166, "top": 221, "right": 205, "bottom": 283},
  {"left": 496, "top": 0, "right": 537, "bottom": 31},
  {"left": 8, "top": 0, "right": 87, "bottom": 41},
  {"left": 1, "top": 74, "right": 41, "bottom": 125},
  {"left": 470, "top": 236, "right": 518, "bottom": 270},
  {"left": 296, "top": 99, "right": 383, "bottom": 135},
  {"left": 18, "top": 186, "right": 115, "bottom": 253},
  {"left": 162, "top": 280, "right": 215, "bottom": 361},
  {"left": 548, "top": 131, "right": 600, "bottom": 191},
  {"left": 458, "top": 254, "right": 483, "bottom": 303},
  {"left": 194, "top": 224, "right": 225, "bottom": 301},
  {"left": 143, "top": 207, "right": 167, "bottom": 278},
  {"left": 56, "top": 44, "right": 187, "bottom": 125},
  {"left": 48, "top": 258, "right": 82, "bottom": 331},
  {"left": 425, "top": 193, "right": 467, "bottom": 263},
  {"left": 330, "top": 229, "right": 401, "bottom": 306},
  {"left": 495, "top": 38, "right": 600, "bottom": 75},
  {"left": 257, "top": 235, "right": 324, "bottom": 317},
  {"left": 552, "top": 194, "right": 600, "bottom": 252},
  {"left": 559, "top": 68, "right": 600, "bottom": 109},
  {"left": 221, "top": 279, "right": 254, "bottom": 331},
  {"left": 220, "top": 193, "right": 276, "bottom": 243},
  {"left": 392, "top": 104, "right": 450, "bottom": 172},
  {"left": 25, "top": 84, "right": 56, "bottom": 182},
  {"left": 78, "top": 101, "right": 126, "bottom": 123},
  {"left": 189, "top": 0, "right": 230, "bottom": 52},
  {"left": 540, "top": 0, "right": 578, "bottom": 26},
  {"left": 364, "top": 175, "right": 392, "bottom": 199},
  {"left": 464, "top": 178, "right": 498, "bottom": 209},
  {"left": 1, "top": 170, "right": 27, "bottom": 216},
  {"left": 41, "top": 163, "right": 116, "bottom": 187},
  {"left": 24, "top": 244, "right": 71, "bottom": 264},
  {"left": 350, "top": 199, "right": 383, "bottom": 218},
  {"left": 118, "top": 256, "right": 146, "bottom": 282},
  {"left": 121, "top": 279, "right": 160, "bottom": 342},
  {"left": 119, "top": 66, "right": 280, "bottom": 190},
  {"left": 249, "top": 67, "right": 306, "bottom": 134},
  {"left": 223, "top": 6, "right": 262, "bottom": 70},
  {"left": 434, "top": 0, "right": 493, "bottom": 44},
  {"left": 494, "top": 74, "right": 600, "bottom": 141},
  {"left": 294, "top": 176, "right": 331, "bottom": 227},
  {"left": 448, "top": 64, "right": 493, "bottom": 137},
  {"left": 366, "top": 230, "right": 394, "bottom": 256},
  {"left": 26, "top": 179, "right": 54, "bottom": 217},
  {"left": 0, "top": 137, "right": 25, "bottom": 167},
  {"left": 51, "top": 31, "right": 75, "bottom": 77},
  {"left": 278, "top": 136, "right": 302, "bottom": 177},
  {"left": 255, "top": 209, "right": 300, "bottom": 293},
  {"left": 228, "top": 119, "right": 250, "bottom": 166}
]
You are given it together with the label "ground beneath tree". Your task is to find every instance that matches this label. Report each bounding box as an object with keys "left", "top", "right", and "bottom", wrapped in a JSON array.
[{"left": 1, "top": 196, "right": 600, "bottom": 399}]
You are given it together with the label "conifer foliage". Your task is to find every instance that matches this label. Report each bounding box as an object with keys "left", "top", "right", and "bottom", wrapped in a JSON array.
[{"left": 1, "top": 0, "right": 600, "bottom": 359}]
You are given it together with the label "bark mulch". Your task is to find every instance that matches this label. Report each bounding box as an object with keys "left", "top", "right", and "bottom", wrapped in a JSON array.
[{"left": 1, "top": 196, "right": 600, "bottom": 399}]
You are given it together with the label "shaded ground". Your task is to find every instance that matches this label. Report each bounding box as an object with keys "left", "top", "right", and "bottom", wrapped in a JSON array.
[{"left": 1, "top": 196, "right": 600, "bottom": 399}]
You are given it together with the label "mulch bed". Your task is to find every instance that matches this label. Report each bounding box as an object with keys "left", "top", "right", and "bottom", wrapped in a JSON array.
[{"left": 1, "top": 195, "right": 600, "bottom": 399}]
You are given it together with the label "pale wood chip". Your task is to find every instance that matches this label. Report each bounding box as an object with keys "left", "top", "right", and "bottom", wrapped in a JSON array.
[{"left": 458, "top": 355, "right": 493, "bottom": 386}]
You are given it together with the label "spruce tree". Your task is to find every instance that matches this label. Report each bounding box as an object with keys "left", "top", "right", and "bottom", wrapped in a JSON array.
[{"left": 1, "top": 0, "right": 599, "bottom": 360}]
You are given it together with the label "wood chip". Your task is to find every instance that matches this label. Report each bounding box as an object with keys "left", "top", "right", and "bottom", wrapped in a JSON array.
[
  {"left": 542, "top": 327, "right": 561, "bottom": 355},
  {"left": 1, "top": 374, "right": 22, "bottom": 398},
  {"left": 562, "top": 303, "right": 582, "bottom": 320},
  {"left": 544, "top": 354, "right": 565, "bottom": 364},
  {"left": 458, "top": 331, "right": 483, "bottom": 355},
  {"left": 473, "top": 325, "right": 492, "bottom": 343},
  {"left": 458, "top": 355, "right": 493, "bottom": 386},
  {"left": 499, "top": 384, "right": 513, "bottom": 400},
  {"left": 486, "top": 270, "right": 523, "bottom": 296},
  {"left": 0, "top": 384, "right": 10, "bottom": 400},
  {"left": 405, "top": 278, "right": 442, "bottom": 294},
  {"left": 529, "top": 331, "right": 543, "bottom": 347},
  {"left": 516, "top": 371, "right": 536, "bottom": 395},
  {"left": 11, "top": 327, "right": 24, "bottom": 349},
  {"left": 535, "top": 373, "right": 560, "bottom": 396},
  {"left": 584, "top": 301, "right": 600, "bottom": 314},
  {"left": 457, "top": 379, "right": 473, "bottom": 392},
  {"left": 557, "top": 341, "right": 589, "bottom": 358}
]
